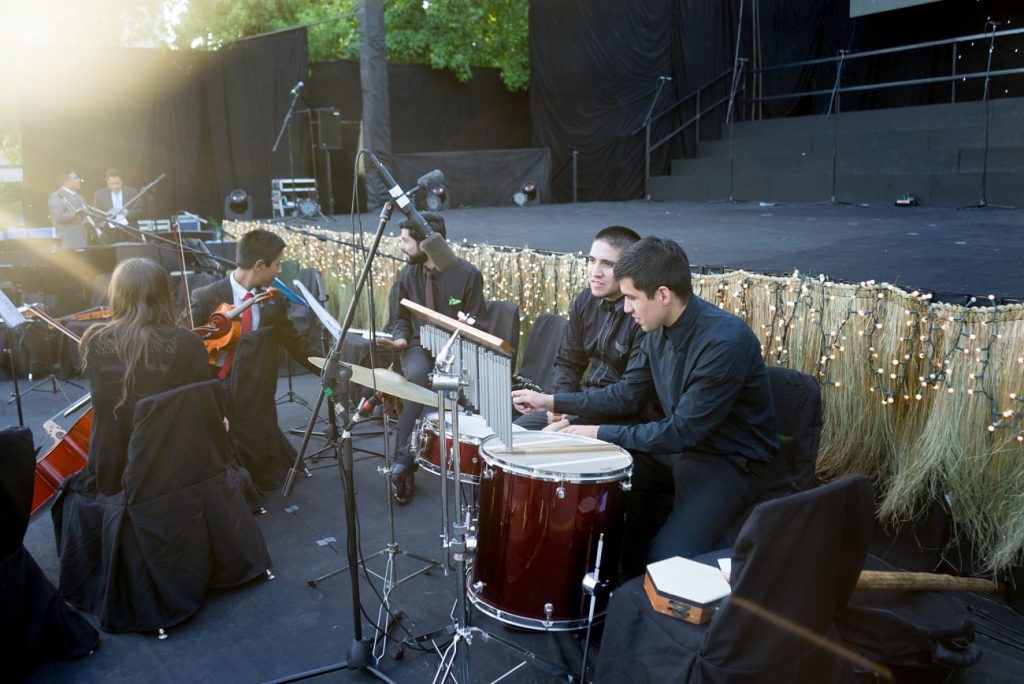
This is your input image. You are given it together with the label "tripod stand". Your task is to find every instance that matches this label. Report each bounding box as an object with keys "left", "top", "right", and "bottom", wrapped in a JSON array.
[{"left": 959, "top": 20, "right": 1014, "bottom": 210}]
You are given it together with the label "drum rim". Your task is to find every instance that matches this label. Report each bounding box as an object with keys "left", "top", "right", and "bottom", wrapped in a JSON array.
[
  {"left": 422, "top": 412, "right": 488, "bottom": 446},
  {"left": 478, "top": 435, "right": 633, "bottom": 483},
  {"left": 414, "top": 456, "right": 480, "bottom": 484},
  {"left": 468, "top": 589, "right": 605, "bottom": 632}
]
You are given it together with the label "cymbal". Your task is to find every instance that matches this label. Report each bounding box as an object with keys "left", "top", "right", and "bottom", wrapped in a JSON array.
[{"left": 308, "top": 357, "right": 437, "bottom": 408}]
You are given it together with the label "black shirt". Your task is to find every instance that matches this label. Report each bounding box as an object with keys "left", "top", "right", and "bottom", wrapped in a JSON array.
[
  {"left": 547, "top": 288, "right": 646, "bottom": 394},
  {"left": 555, "top": 295, "right": 779, "bottom": 461},
  {"left": 391, "top": 257, "right": 488, "bottom": 343}
]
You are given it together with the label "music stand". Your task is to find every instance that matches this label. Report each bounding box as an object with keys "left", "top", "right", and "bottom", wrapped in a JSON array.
[{"left": 0, "top": 289, "right": 29, "bottom": 425}]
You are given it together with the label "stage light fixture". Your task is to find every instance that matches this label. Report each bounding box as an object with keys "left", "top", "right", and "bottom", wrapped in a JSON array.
[
  {"left": 296, "top": 196, "right": 321, "bottom": 218},
  {"left": 513, "top": 181, "right": 538, "bottom": 207},
  {"left": 424, "top": 183, "right": 447, "bottom": 211},
  {"left": 224, "top": 189, "right": 253, "bottom": 220}
]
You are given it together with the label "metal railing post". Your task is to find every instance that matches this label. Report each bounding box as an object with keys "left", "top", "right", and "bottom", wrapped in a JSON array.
[
  {"left": 645, "top": 123, "right": 652, "bottom": 200},
  {"left": 572, "top": 150, "right": 579, "bottom": 203},
  {"left": 951, "top": 41, "right": 958, "bottom": 103}
]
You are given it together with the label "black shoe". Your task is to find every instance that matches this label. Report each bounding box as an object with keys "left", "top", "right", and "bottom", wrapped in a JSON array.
[{"left": 392, "top": 464, "right": 415, "bottom": 505}]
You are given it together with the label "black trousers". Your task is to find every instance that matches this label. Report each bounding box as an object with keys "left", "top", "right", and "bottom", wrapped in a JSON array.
[
  {"left": 620, "top": 451, "right": 766, "bottom": 578},
  {"left": 393, "top": 344, "right": 433, "bottom": 467}
]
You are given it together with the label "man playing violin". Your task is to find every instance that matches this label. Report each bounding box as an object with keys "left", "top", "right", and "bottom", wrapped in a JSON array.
[
  {"left": 190, "top": 229, "right": 321, "bottom": 489},
  {"left": 513, "top": 236, "right": 778, "bottom": 577}
]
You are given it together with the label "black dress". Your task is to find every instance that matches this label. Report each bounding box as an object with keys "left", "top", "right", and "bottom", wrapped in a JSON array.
[{"left": 82, "top": 325, "right": 209, "bottom": 495}]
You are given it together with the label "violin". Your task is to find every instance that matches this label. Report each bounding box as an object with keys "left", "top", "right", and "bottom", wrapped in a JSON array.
[{"left": 192, "top": 287, "right": 278, "bottom": 365}]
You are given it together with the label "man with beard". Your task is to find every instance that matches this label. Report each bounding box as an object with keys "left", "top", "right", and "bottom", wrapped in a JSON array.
[{"left": 377, "top": 213, "right": 487, "bottom": 504}]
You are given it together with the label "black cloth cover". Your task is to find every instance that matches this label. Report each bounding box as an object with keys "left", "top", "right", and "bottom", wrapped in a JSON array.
[
  {"left": 1, "top": 426, "right": 98, "bottom": 679},
  {"left": 51, "top": 379, "right": 271, "bottom": 633},
  {"left": 516, "top": 313, "right": 570, "bottom": 392},
  {"left": 762, "top": 366, "right": 822, "bottom": 497},
  {"left": 482, "top": 300, "right": 521, "bottom": 372},
  {"left": 596, "top": 475, "right": 874, "bottom": 683},
  {"left": 837, "top": 554, "right": 981, "bottom": 679}
]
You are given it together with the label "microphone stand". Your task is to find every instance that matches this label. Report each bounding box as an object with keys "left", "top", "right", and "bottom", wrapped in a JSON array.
[
  {"left": 269, "top": 200, "right": 399, "bottom": 684},
  {"left": 0, "top": 289, "right": 28, "bottom": 426},
  {"left": 273, "top": 85, "right": 304, "bottom": 219}
]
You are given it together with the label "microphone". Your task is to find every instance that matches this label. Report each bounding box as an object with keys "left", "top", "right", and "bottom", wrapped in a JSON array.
[
  {"left": 290, "top": 80, "right": 305, "bottom": 95},
  {"left": 362, "top": 150, "right": 457, "bottom": 272},
  {"left": 354, "top": 394, "right": 381, "bottom": 421},
  {"left": 416, "top": 169, "right": 445, "bottom": 189}
]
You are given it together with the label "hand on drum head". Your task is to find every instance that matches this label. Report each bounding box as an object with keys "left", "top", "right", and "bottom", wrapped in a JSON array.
[
  {"left": 542, "top": 418, "right": 570, "bottom": 433},
  {"left": 511, "top": 389, "right": 553, "bottom": 414},
  {"left": 562, "top": 424, "right": 599, "bottom": 439},
  {"left": 546, "top": 411, "right": 564, "bottom": 424}
]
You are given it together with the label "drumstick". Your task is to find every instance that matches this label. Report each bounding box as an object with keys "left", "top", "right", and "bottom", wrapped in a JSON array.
[{"left": 498, "top": 445, "right": 618, "bottom": 455}]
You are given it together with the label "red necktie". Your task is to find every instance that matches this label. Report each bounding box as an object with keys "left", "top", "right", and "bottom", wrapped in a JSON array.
[
  {"left": 425, "top": 270, "right": 435, "bottom": 310},
  {"left": 219, "top": 292, "right": 254, "bottom": 380}
]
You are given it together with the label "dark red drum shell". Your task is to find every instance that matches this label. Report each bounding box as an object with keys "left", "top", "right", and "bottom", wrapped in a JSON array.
[
  {"left": 416, "top": 428, "right": 482, "bottom": 482},
  {"left": 472, "top": 463, "right": 624, "bottom": 626}
]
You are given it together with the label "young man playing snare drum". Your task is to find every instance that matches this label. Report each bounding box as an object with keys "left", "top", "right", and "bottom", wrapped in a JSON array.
[{"left": 512, "top": 236, "right": 778, "bottom": 577}]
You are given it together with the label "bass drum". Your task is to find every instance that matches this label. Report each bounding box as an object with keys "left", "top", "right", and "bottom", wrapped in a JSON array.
[{"left": 470, "top": 431, "right": 632, "bottom": 631}]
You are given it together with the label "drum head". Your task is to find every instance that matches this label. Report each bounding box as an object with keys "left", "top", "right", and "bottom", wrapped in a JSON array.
[
  {"left": 423, "top": 411, "right": 524, "bottom": 444},
  {"left": 480, "top": 431, "right": 632, "bottom": 483}
]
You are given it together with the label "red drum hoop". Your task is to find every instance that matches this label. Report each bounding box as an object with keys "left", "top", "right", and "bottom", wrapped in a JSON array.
[{"left": 414, "top": 412, "right": 524, "bottom": 484}]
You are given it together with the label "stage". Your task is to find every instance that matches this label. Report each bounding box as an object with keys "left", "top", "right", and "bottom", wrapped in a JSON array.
[
  {"left": 309, "top": 199, "right": 1024, "bottom": 302},
  {"left": 9, "top": 199, "right": 1024, "bottom": 682}
]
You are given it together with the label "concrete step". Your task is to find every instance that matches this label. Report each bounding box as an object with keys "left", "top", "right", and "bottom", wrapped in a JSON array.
[
  {"left": 650, "top": 170, "right": 1024, "bottom": 207},
  {"left": 729, "top": 97, "right": 1024, "bottom": 139}
]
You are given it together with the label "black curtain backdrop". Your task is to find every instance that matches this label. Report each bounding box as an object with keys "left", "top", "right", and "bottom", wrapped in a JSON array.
[
  {"left": 308, "top": 60, "right": 532, "bottom": 213},
  {"left": 529, "top": 0, "right": 1024, "bottom": 203},
  {"left": 19, "top": 30, "right": 309, "bottom": 227}
]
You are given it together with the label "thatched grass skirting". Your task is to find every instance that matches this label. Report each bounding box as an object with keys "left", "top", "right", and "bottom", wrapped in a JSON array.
[{"left": 237, "top": 221, "right": 1024, "bottom": 572}]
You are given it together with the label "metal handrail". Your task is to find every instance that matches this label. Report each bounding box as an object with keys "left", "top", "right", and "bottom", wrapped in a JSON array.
[
  {"left": 753, "top": 25, "right": 1024, "bottom": 74},
  {"left": 641, "top": 24, "right": 1024, "bottom": 199},
  {"left": 758, "top": 66, "right": 1024, "bottom": 103},
  {"left": 642, "top": 67, "right": 734, "bottom": 198}
]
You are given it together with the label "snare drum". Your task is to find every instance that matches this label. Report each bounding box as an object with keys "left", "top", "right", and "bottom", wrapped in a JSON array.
[
  {"left": 414, "top": 412, "right": 524, "bottom": 484},
  {"left": 470, "top": 431, "right": 632, "bottom": 631}
]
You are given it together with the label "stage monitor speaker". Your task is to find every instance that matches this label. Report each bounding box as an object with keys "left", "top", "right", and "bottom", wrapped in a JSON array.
[{"left": 316, "top": 108, "right": 345, "bottom": 150}]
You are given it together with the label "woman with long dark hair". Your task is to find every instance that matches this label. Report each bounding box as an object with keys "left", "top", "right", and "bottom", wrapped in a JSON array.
[{"left": 79, "top": 258, "right": 209, "bottom": 495}]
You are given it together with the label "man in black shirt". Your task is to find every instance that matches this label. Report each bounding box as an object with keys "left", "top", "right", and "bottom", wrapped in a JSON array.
[
  {"left": 513, "top": 236, "right": 778, "bottom": 572},
  {"left": 516, "top": 226, "right": 646, "bottom": 430},
  {"left": 378, "top": 213, "right": 487, "bottom": 504}
]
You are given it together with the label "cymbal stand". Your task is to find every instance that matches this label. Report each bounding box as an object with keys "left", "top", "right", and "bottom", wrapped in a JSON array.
[{"left": 270, "top": 201, "right": 399, "bottom": 683}]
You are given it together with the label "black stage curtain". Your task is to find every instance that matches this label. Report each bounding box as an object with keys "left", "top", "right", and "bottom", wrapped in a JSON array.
[
  {"left": 529, "top": 0, "right": 1024, "bottom": 203},
  {"left": 19, "top": 30, "right": 308, "bottom": 227},
  {"left": 309, "top": 60, "right": 532, "bottom": 213}
]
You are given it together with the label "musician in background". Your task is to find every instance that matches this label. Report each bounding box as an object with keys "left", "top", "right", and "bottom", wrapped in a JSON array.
[
  {"left": 377, "top": 213, "right": 487, "bottom": 504},
  {"left": 513, "top": 237, "right": 778, "bottom": 576},
  {"left": 515, "top": 225, "right": 648, "bottom": 431},
  {"left": 93, "top": 168, "right": 141, "bottom": 227},
  {"left": 189, "top": 229, "right": 321, "bottom": 490},
  {"left": 77, "top": 258, "right": 210, "bottom": 495},
  {"left": 47, "top": 169, "right": 90, "bottom": 249}
]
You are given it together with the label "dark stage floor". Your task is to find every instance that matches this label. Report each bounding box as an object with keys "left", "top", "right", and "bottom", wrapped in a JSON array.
[
  {"left": 11, "top": 200, "right": 1024, "bottom": 682},
  {"left": 313, "top": 199, "right": 1024, "bottom": 302},
  {"left": 12, "top": 371, "right": 1024, "bottom": 683}
]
